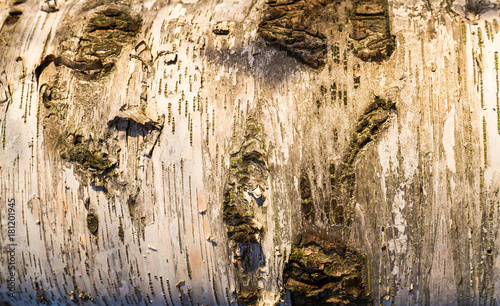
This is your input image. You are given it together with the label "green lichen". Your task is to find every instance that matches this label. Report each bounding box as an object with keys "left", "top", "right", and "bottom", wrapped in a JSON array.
[
  {"left": 299, "top": 171, "right": 311, "bottom": 200},
  {"left": 495, "top": 52, "right": 499, "bottom": 134},
  {"left": 289, "top": 248, "right": 305, "bottom": 262},
  {"left": 118, "top": 220, "right": 124, "bottom": 243},
  {"left": 483, "top": 117, "right": 487, "bottom": 166},
  {"left": 299, "top": 170, "right": 315, "bottom": 219},
  {"left": 86, "top": 212, "right": 99, "bottom": 234},
  {"left": 61, "top": 143, "right": 113, "bottom": 171},
  {"left": 478, "top": 27, "right": 484, "bottom": 48}
]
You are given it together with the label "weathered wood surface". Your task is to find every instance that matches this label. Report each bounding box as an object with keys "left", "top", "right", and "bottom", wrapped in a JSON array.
[{"left": 0, "top": 0, "right": 499, "bottom": 305}]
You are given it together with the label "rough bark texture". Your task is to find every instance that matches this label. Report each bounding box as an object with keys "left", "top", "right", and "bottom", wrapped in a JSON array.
[
  {"left": 1, "top": 0, "right": 500, "bottom": 305},
  {"left": 284, "top": 231, "right": 371, "bottom": 305},
  {"left": 351, "top": 0, "right": 395, "bottom": 62},
  {"left": 258, "top": 0, "right": 338, "bottom": 68}
]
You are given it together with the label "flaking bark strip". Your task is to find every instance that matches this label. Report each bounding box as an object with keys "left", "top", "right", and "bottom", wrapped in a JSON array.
[
  {"left": 351, "top": 0, "right": 395, "bottom": 62},
  {"left": 258, "top": 0, "right": 339, "bottom": 68},
  {"left": 332, "top": 94, "right": 396, "bottom": 225},
  {"left": 222, "top": 117, "right": 268, "bottom": 304},
  {"left": 284, "top": 231, "right": 371, "bottom": 305}
]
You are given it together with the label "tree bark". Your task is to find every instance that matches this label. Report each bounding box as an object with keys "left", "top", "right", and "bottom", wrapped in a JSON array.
[{"left": 0, "top": 0, "right": 499, "bottom": 305}]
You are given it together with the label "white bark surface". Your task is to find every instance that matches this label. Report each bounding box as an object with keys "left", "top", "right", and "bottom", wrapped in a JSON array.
[{"left": 0, "top": 0, "right": 500, "bottom": 305}]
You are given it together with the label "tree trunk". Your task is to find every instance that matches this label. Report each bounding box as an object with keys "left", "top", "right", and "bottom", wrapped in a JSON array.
[{"left": 0, "top": 0, "right": 499, "bottom": 305}]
